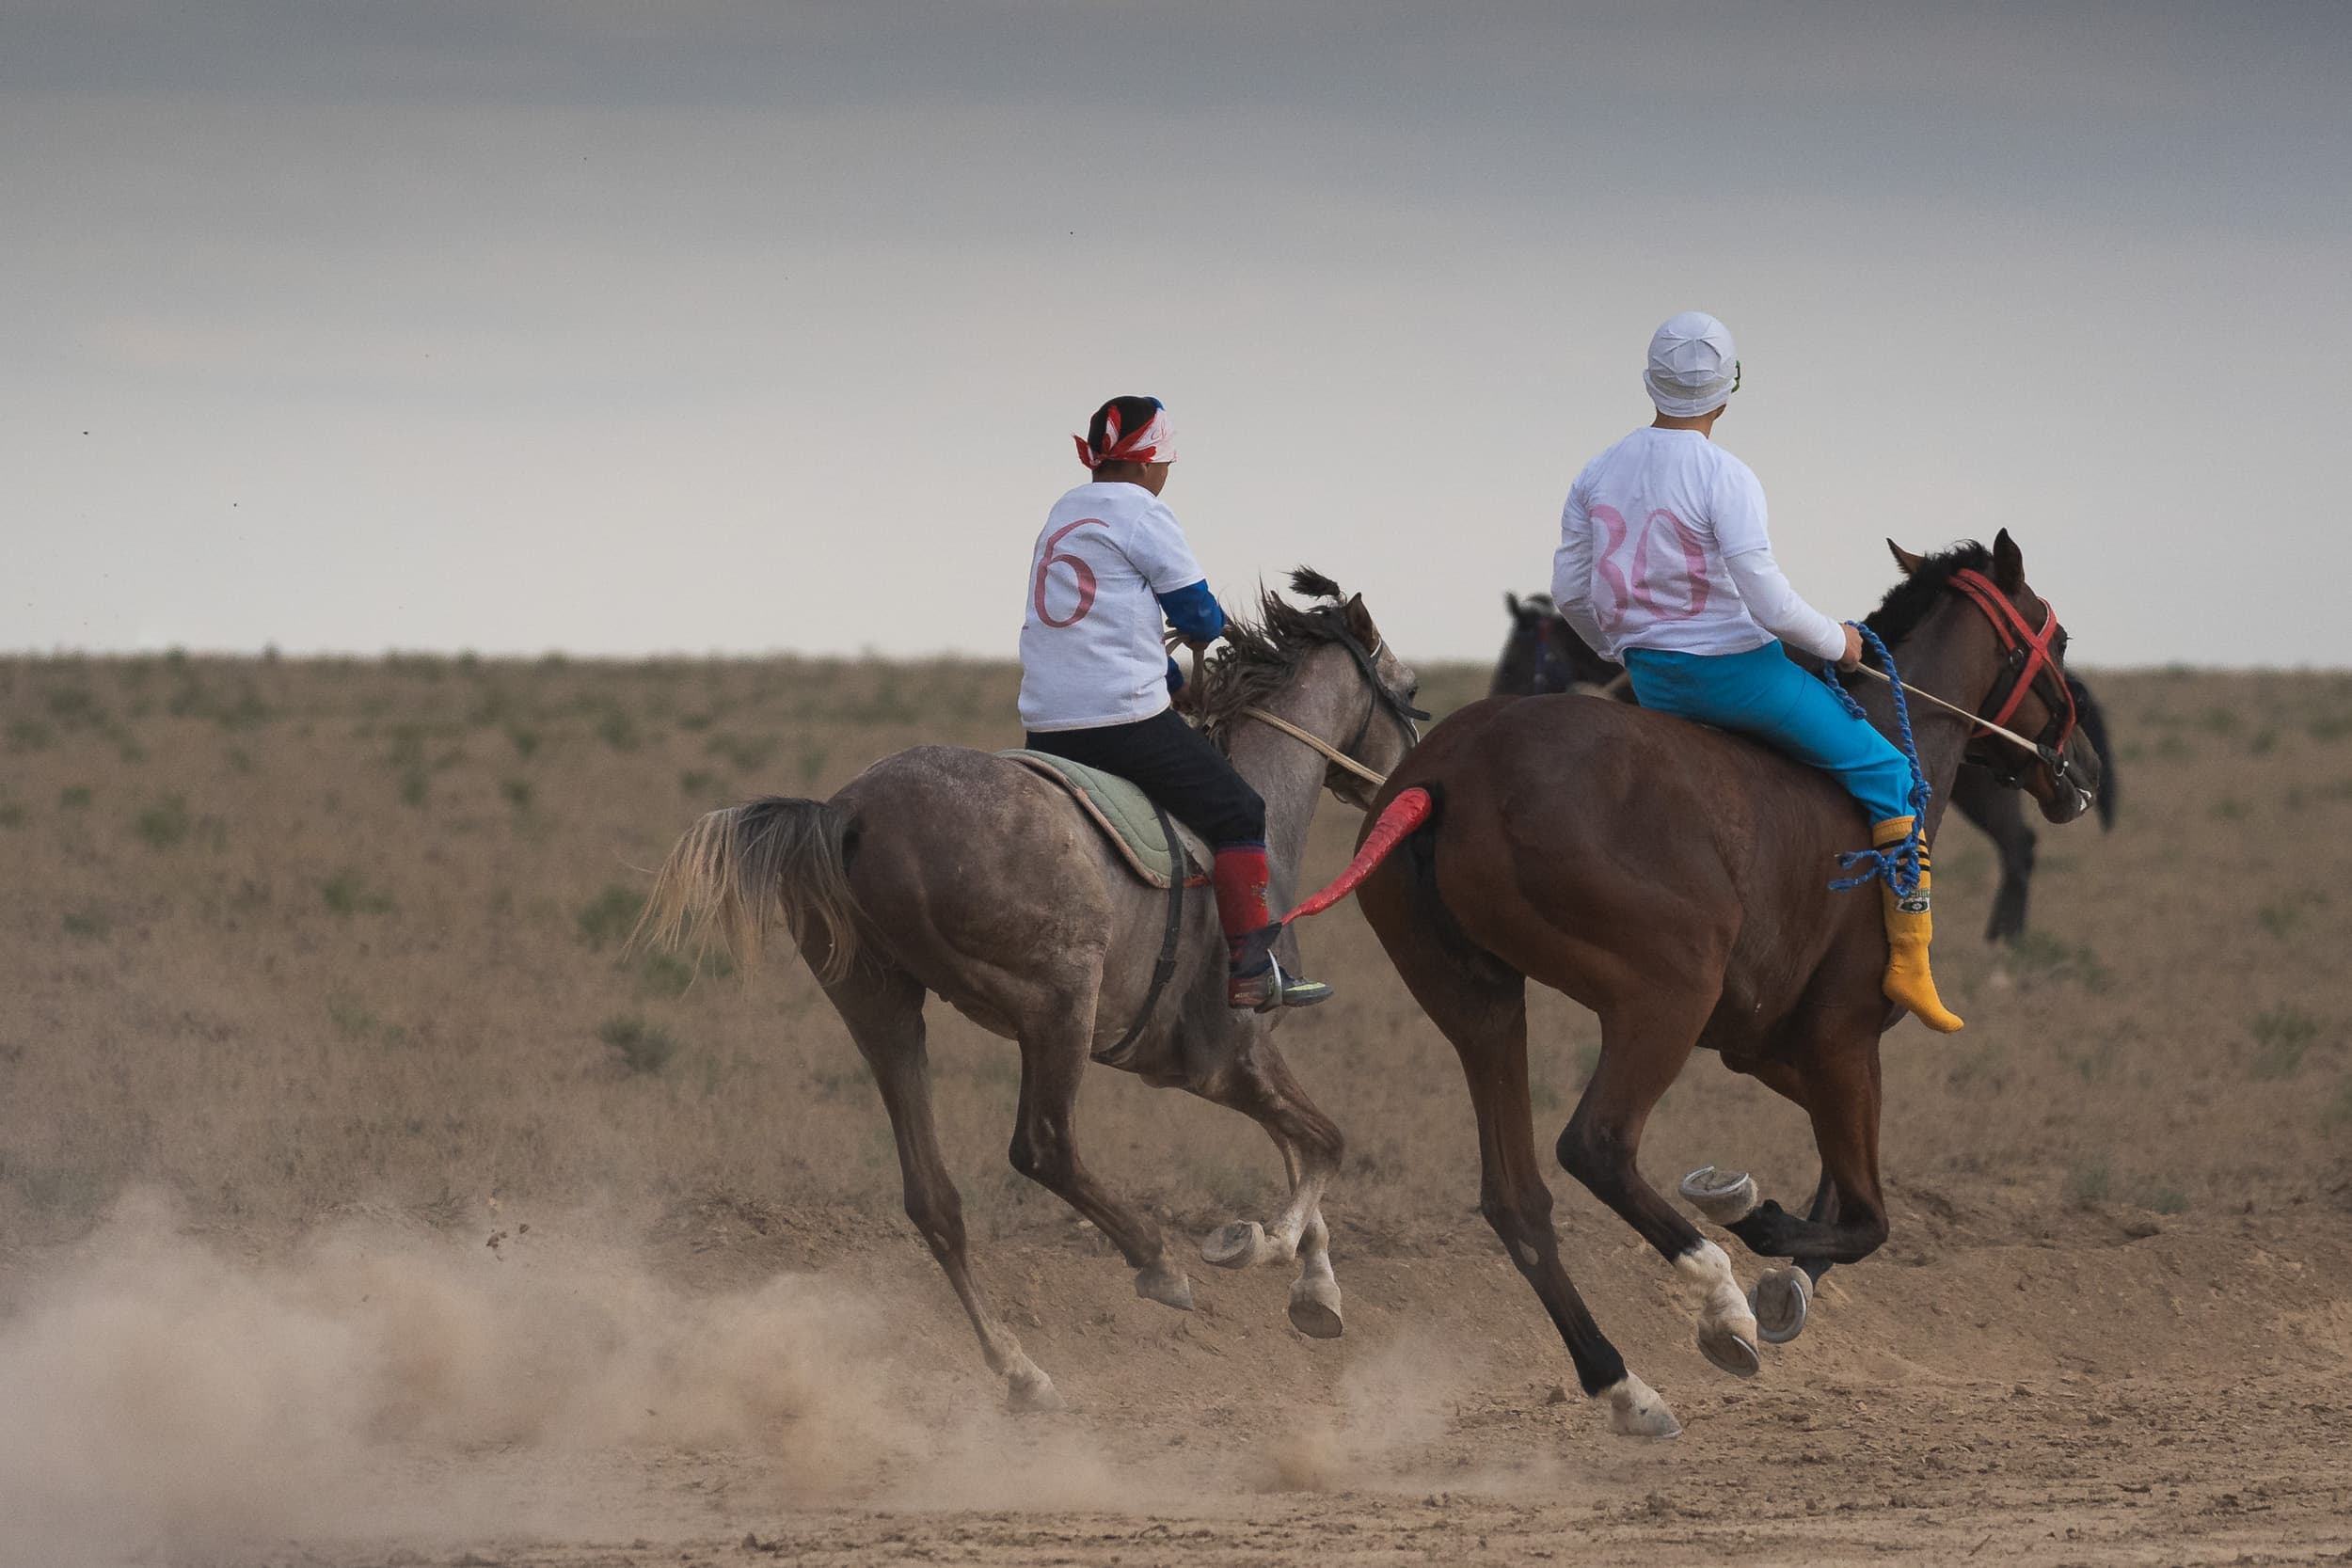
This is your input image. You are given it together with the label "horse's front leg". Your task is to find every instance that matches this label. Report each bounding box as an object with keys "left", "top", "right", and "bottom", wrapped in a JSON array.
[{"left": 1188, "top": 1031, "right": 1347, "bottom": 1338}]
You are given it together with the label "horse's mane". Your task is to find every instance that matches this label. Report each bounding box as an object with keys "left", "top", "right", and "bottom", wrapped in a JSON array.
[
  {"left": 1197, "top": 567, "right": 1355, "bottom": 752},
  {"left": 1863, "top": 541, "right": 1993, "bottom": 648}
]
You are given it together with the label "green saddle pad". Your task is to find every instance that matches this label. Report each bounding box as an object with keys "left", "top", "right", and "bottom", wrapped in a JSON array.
[{"left": 998, "top": 749, "right": 1184, "bottom": 887}]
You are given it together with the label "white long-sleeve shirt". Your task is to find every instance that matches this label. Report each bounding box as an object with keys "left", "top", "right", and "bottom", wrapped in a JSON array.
[{"left": 1551, "top": 427, "right": 1847, "bottom": 665}]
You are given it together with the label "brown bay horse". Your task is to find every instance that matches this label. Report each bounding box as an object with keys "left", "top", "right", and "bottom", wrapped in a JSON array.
[
  {"left": 1492, "top": 589, "right": 2122, "bottom": 941},
  {"left": 1352, "top": 532, "right": 2098, "bottom": 1438},
  {"left": 634, "top": 572, "right": 1422, "bottom": 1411}
]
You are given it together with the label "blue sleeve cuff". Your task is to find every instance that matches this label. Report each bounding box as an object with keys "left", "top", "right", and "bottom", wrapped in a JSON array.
[
  {"left": 1166, "top": 655, "right": 1184, "bottom": 695},
  {"left": 1155, "top": 579, "right": 1226, "bottom": 643}
]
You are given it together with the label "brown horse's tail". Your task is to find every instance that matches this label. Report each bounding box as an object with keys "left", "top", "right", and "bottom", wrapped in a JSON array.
[
  {"left": 630, "top": 797, "right": 861, "bottom": 984},
  {"left": 1280, "top": 785, "right": 1437, "bottom": 927}
]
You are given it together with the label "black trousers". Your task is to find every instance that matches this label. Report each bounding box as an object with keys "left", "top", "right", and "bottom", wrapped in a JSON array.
[{"left": 1025, "top": 707, "right": 1266, "bottom": 849}]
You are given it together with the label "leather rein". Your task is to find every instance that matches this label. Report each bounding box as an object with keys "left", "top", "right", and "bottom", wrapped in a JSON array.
[{"left": 1234, "top": 625, "right": 1426, "bottom": 795}]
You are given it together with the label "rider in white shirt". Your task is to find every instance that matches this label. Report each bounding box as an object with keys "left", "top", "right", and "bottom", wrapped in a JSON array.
[
  {"left": 1551, "top": 314, "right": 1963, "bottom": 1033},
  {"left": 1019, "top": 396, "right": 1330, "bottom": 1012}
]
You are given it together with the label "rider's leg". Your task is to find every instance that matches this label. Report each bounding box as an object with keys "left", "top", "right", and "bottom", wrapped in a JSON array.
[
  {"left": 1025, "top": 711, "right": 1328, "bottom": 1010},
  {"left": 1622, "top": 642, "right": 1962, "bottom": 1033}
]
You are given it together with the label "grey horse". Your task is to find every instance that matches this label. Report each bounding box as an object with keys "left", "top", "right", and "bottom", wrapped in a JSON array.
[{"left": 635, "top": 570, "right": 1422, "bottom": 1410}]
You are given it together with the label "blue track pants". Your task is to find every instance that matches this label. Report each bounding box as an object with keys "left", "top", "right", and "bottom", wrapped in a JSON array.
[{"left": 1623, "top": 641, "right": 1914, "bottom": 825}]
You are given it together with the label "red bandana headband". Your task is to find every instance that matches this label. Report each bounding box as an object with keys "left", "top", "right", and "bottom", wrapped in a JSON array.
[{"left": 1073, "top": 404, "right": 1177, "bottom": 468}]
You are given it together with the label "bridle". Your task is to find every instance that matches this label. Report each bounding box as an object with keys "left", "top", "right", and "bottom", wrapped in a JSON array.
[
  {"left": 1947, "top": 567, "right": 2079, "bottom": 789},
  {"left": 1238, "top": 619, "right": 1427, "bottom": 794}
]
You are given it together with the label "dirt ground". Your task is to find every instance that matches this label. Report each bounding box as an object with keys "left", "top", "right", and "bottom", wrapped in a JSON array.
[{"left": 3, "top": 652, "right": 2350, "bottom": 1566}]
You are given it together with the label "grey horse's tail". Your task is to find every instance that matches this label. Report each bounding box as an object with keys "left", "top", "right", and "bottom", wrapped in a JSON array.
[{"left": 631, "top": 797, "right": 861, "bottom": 984}]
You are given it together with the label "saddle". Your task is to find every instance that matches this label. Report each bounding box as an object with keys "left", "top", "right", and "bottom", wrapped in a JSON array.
[{"left": 997, "top": 751, "right": 1208, "bottom": 889}]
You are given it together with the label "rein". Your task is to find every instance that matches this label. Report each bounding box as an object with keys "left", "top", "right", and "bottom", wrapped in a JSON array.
[{"left": 1232, "top": 626, "right": 1425, "bottom": 794}]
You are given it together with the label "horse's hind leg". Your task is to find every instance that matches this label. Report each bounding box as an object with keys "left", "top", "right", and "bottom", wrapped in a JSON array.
[
  {"left": 1009, "top": 995, "right": 1194, "bottom": 1313},
  {"left": 827, "top": 964, "right": 1061, "bottom": 1412},
  {"left": 1560, "top": 992, "right": 1761, "bottom": 1381},
  {"left": 1361, "top": 900, "right": 1676, "bottom": 1437},
  {"left": 1184, "top": 1035, "right": 1347, "bottom": 1338}
]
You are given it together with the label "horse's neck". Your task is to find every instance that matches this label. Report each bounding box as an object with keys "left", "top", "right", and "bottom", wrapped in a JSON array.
[
  {"left": 1863, "top": 633, "right": 1979, "bottom": 845},
  {"left": 1226, "top": 652, "right": 1359, "bottom": 883}
]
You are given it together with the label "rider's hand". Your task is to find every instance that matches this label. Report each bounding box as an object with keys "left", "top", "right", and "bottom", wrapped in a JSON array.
[{"left": 1836, "top": 624, "right": 1865, "bottom": 671}]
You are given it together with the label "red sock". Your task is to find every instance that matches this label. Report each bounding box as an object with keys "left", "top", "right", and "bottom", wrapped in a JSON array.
[{"left": 1211, "top": 844, "right": 1272, "bottom": 957}]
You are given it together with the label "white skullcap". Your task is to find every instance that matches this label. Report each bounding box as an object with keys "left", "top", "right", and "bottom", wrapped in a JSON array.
[{"left": 1644, "top": 311, "right": 1740, "bottom": 417}]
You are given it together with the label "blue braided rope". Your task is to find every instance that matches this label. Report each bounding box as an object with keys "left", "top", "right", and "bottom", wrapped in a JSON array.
[{"left": 1820, "top": 622, "right": 1931, "bottom": 897}]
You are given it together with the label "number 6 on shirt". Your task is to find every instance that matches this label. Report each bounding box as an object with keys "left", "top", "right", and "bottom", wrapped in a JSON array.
[{"left": 1032, "top": 518, "right": 1104, "bottom": 628}]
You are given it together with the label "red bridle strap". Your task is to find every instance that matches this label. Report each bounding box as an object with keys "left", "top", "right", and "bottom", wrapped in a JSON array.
[{"left": 1947, "top": 567, "right": 2076, "bottom": 754}]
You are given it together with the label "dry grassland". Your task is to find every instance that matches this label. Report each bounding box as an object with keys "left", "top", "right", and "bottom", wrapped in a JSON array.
[{"left": 3, "top": 653, "right": 2350, "bottom": 1565}]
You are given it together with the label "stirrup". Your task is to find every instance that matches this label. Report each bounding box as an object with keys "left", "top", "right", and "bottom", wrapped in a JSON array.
[{"left": 1227, "top": 954, "right": 1334, "bottom": 1012}]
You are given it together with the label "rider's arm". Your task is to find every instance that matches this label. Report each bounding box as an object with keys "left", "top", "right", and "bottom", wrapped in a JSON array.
[
  {"left": 1154, "top": 579, "right": 1226, "bottom": 644},
  {"left": 1723, "top": 547, "right": 1849, "bottom": 664},
  {"left": 1710, "top": 458, "right": 1849, "bottom": 664},
  {"left": 1549, "top": 478, "right": 1614, "bottom": 656}
]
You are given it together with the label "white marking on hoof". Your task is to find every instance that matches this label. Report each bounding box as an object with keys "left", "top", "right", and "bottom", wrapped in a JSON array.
[
  {"left": 1134, "top": 1263, "right": 1195, "bottom": 1311},
  {"left": 1677, "top": 1240, "right": 1761, "bottom": 1379},
  {"left": 1200, "top": 1219, "right": 1266, "bottom": 1269},
  {"left": 1287, "top": 1274, "right": 1343, "bottom": 1338},
  {"left": 1601, "top": 1374, "right": 1681, "bottom": 1439},
  {"left": 1751, "top": 1265, "right": 1812, "bottom": 1344},
  {"left": 1007, "top": 1367, "right": 1064, "bottom": 1414},
  {"left": 1679, "top": 1165, "right": 1759, "bottom": 1225}
]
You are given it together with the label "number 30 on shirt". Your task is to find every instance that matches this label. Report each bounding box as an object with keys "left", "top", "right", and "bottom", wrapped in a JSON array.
[{"left": 1589, "top": 502, "right": 1710, "bottom": 631}]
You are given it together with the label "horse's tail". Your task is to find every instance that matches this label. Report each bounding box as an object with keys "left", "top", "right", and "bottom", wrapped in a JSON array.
[
  {"left": 630, "top": 797, "right": 861, "bottom": 984},
  {"left": 2067, "top": 674, "right": 2121, "bottom": 830},
  {"left": 1281, "top": 785, "right": 1438, "bottom": 926}
]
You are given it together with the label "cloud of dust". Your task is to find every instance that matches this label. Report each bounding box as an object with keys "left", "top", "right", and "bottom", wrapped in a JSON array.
[
  {"left": 0, "top": 1193, "right": 914, "bottom": 1567},
  {"left": 1252, "top": 1331, "right": 1484, "bottom": 1495}
]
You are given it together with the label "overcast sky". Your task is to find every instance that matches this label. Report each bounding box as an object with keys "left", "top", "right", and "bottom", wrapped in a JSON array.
[{"left": 5, "top": 2, "right": 2348, "bottom": 666}]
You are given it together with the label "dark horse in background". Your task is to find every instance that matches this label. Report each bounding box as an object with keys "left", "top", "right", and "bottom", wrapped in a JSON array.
[
  {"left": 1358, "top": 534, "right": 2100, "bottom": 1439},
  {"left": 1494, "top": 590, "right": 2119, "bottom": 941}
]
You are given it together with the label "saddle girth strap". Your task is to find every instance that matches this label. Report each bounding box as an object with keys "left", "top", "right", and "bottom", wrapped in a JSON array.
[{"left": 1097, "top": 800, "right": 1187, "bottom": 1068}]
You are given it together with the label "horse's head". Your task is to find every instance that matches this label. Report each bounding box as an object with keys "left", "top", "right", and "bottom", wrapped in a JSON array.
[
  {"left": 1203, "top": 568, "right": 1424, "bottom": 812},
  {"left": 1883, "top": 530, "right": 2101, "bottom": 825},
  {"left": 1496, "top": 593, "right": 1571, "bottom": 696}
]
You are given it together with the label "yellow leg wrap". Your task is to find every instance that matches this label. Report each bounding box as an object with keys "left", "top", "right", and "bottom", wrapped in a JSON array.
[{"left": 1870, "top": 816, "right": 1963, "bottom": 1035}]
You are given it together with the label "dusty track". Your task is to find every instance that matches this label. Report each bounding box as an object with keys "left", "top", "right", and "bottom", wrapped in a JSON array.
[{"left": 3, "top": 657, "right": 2349, "bottom": 1565}]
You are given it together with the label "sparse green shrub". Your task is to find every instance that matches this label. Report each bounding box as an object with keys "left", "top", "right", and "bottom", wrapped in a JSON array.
[
  {"left": 2249, "top": 1006, "right": 2319, "bottom": 1080},
  {"left": 135, "top": 795, "right": 192, "bottom": 848},
  {"left": 505, "top": 723, "right": 541, "bottom": 759},
  {"left": 46, "top": 687, "right": 103, "bottom": 727},
  {"left": 595, "top": 708, "right": 640, "bottom": 752},
  {"left": 599, "top": 1015, "right": 675, "bottom": 1075},
  {"left": 225, "top": 747, "right": 255, "bottom": 774},
  {"left": 2308, "top": 713, "right": 2352, "bottom": 743},
  {"left": 2210, "top": 796, "right": 2248, "bottom": 821},
  {"left": 2143, "top": 1185, "right": 2190, "bottom": 1215},
  {"left": 0, "top": 801, "right": 22, "bottom": 829},
  {"left": 799, "top": 742, "right": 830, "bottom": 791},
  {"left": 2328, "top": 1079, "right": 2352, "bottom": 1129},
  {"left": 576, "top": 884, "right": 645, "bottom": 948},
  {"left": 678, "top": 768, "right": 721, "bottom": 799},
  {"left": 707, "top": 733, "right": 777, "bottom": 773},
  {"left": 61, "top": 909, "right": 109, "bottom": 939},
  {"left": 501, "top": 778, "right": 533, "bottom": 811},
  {"left": 58, "top": 785, "right": 91, "bottom": 810},
  {"left": 2064, "top": 1161, "right": 2111, "bottom": 1208},
  {"left": 399, "top": 769, "right": 429, "bottom": 808},
  {"left": 2007, "top": 932, "right": 2111, "bottom": 991},
  {"left": 322, "top": 868, "right": 394, "bottom": 916},
  {"left": 7, "top": 719, "right": 53, "bottom": 752}
]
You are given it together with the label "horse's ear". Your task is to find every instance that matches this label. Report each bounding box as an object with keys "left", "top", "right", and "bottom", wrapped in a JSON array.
[
  {"left": 1993, "top": 528, "right": 2026, "bottom": 593},
  {"left": 1342, "top": 593, "right": 1376, "bottom": 643},
  {"left": 1505, "top": 592, "right": 1522, "bottom": 618},
  {"left": 1886, "top": 539, "right": 1928, "bottom": 576}
]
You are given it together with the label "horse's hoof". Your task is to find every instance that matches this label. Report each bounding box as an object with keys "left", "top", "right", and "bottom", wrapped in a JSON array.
[
  {"left": 1200, "top": 1220, "right": 1265, "bottom": 1269},
  {"left": 1751, "top": 1265, "right": 1812, "bottom": 1345},
  {"left": 1697, "top": 1320, "right": 1762, "bottom": 1379},
  {"left": 1007, "top": 1369, "right": 1065, "bottom": 1414},
  {"left": 1602, "top": 1374, "right": 1682, "bottom": 1439},
  {"left": 1135, "top": 1264, "right": 1195, "bottom": 1311},
  {"left": 1679, "top": 1166, "right": 1759, "bottom": 1226},
  {"left": 1287, "top": 1276, "right": 1344, "bottom": 1339}
]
